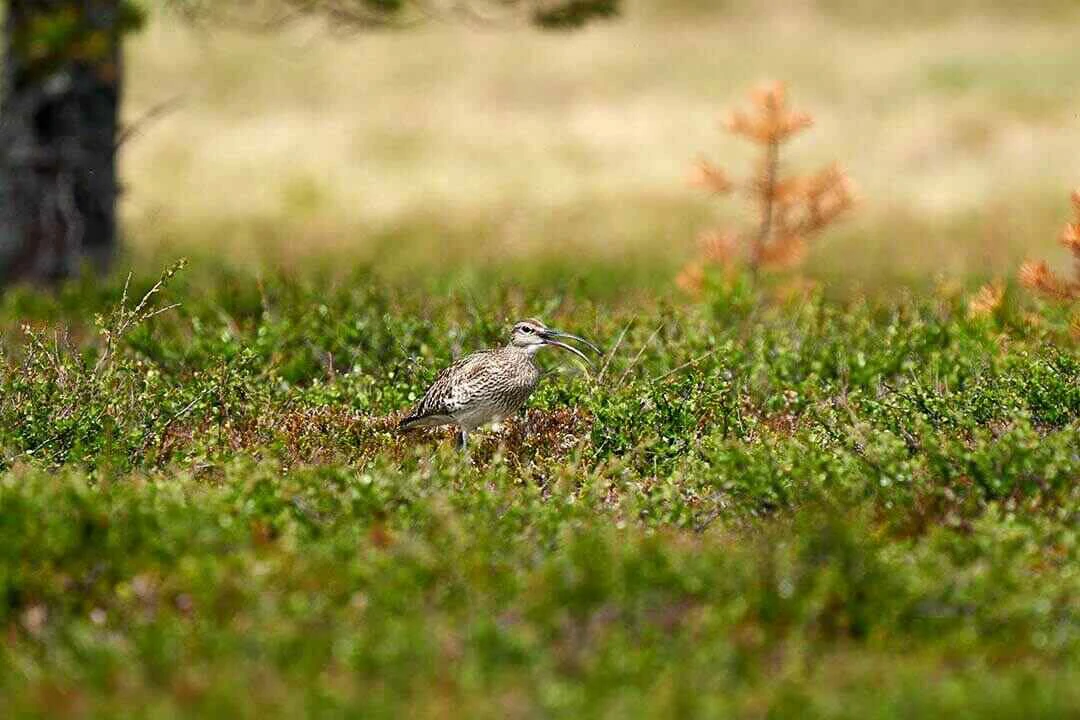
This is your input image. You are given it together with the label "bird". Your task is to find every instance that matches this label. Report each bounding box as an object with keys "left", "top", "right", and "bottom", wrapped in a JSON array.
[{"left": 399, "top": 318, "right": 602, "bottom": 450}]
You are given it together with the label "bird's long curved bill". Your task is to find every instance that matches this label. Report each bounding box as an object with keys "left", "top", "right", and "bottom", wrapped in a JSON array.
[
  {"left": 542, "top": 330, "right": 603, "bottom": 364},
  {"left": 544, "top": 340, "right": 591, "bottom": 364}
]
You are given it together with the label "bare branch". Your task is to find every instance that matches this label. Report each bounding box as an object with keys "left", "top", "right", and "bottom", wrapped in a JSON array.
[
  {"left": 159, "top": 0, "right": 619, "bottom": 31},
  {"left": 116, "top": 95, "right": 187, "bottom": 150}
]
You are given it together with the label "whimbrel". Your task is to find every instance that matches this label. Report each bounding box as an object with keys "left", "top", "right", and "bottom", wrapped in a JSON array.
[{"left": 399, "top": 318, "right": 601, "bottom": 450}]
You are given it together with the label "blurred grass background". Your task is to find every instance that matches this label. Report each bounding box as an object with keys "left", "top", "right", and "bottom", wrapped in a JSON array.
[{"left": 120, "top": 0, "right": 1080, "bottom": 290}]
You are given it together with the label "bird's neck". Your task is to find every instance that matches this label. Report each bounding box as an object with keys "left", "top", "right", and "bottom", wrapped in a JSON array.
[{"left": 507, "top": 343, "right": 543, "bottom": 358}]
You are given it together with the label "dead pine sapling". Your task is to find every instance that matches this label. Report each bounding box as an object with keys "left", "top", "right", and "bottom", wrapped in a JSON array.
[
  {"left": 1019, "top": 188, "right": 1080, "bottom": 338},
  {"left": 679, "top": 82, "right": 855, "bottom": 294}
]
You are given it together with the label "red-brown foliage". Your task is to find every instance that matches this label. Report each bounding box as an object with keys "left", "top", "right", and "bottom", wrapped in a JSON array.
[{"left": 679, "top": 82, "right": 855, "bottom": 293}]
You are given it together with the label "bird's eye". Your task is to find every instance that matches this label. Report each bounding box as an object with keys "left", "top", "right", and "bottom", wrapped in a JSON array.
[{"left": 522, "top": 326, "right": 533, "bottom": 333}]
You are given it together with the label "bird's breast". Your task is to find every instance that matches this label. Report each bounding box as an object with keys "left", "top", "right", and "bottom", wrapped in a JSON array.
[{"left": 493, "top": 358, "right": 540, "bottom": 405}]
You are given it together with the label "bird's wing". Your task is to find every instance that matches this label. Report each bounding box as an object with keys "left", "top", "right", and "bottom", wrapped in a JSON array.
[{"left": 402, "top": 352, "right": 497, "bottom": 425}]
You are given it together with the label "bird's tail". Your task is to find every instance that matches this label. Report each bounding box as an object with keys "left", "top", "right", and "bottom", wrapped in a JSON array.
[{"left": 398, "top": 413, "right": 450, "bottom": 432}]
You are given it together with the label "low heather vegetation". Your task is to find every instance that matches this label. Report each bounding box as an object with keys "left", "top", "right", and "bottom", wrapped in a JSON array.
[{"left": 0, "top": 261, "right": 1076, "bottom": 717}]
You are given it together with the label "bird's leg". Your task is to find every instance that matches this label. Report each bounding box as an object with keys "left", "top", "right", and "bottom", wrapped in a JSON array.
[
  {"left": 522, "top": 408, "right": 532, "bottom": 439},
  {"left": 456, "top": 429, "right": 468, "bottom": 452}
]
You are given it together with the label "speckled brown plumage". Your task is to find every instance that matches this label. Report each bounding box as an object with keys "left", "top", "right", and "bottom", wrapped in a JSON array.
[
  {"left": 398, "top": 318, "right": 600, "bottom": 450},
  {"left": 400, "top": 348, "right": 540, "bottom": 428}
]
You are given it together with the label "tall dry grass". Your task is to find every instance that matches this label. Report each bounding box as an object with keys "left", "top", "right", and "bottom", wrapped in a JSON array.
[{"left": 120, "top": 6, "right": 1080, "bottom": 282}]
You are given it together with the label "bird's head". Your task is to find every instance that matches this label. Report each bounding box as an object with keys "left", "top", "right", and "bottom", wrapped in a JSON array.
[{"left": 509, "top": 318, "right": 602, "bottom": 363}]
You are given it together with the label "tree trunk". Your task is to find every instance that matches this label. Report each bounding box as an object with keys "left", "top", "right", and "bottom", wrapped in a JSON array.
[{"left": 0, "top": 1, "right": 122, "bottom": 285}]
